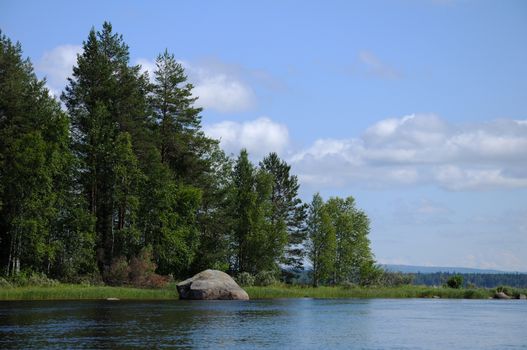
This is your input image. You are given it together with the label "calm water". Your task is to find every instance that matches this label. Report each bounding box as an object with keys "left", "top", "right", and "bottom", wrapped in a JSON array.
[{"left": 0, "top": 299, "right": 526, "bottom": 349}]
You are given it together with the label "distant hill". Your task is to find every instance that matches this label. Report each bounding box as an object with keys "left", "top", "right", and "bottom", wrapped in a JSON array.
[{"left": 382, "top": 264, "right": 520, "bottom": 274}]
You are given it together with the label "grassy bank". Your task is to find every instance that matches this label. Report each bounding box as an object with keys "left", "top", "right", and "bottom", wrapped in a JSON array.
[
  {"left": 0, "top": 284, "right": 179, "bottom": 301},
  {"left": 246, "top": 285, "right": 527, "bottom": 300},
  {"left": 1, "top": 284, "right": 526, "bottom": 301}
]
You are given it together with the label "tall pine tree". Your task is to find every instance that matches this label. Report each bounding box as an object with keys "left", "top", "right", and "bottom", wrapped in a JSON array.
[
  {"left": 260, "top": 152, "right": 307, "bottom": 274},
  {"left": 62, "top": 22, "right": 150, "bottom": 271}
]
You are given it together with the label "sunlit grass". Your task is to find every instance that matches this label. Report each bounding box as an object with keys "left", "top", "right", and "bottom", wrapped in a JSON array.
[
  {"left": 246, "top": 285, "right": 527, "bottom": 300},
  {"left": 0, "top": 284, "right": 179, "bottom": 301},
  {"left": 1, "top": 283, "right": 525, "bottom": 301}
]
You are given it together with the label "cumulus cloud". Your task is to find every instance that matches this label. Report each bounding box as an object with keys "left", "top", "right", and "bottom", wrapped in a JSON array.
[
  {"left": 291, "top": 114, "right": 527, "bottom": 191},
  {"left": 36, "top": 45, "right": 81, "bottom": 97},
  {"left": 193, "top": 74, "right": 256, "bottom": 113},
  {"left": 136, "top": 57, "right": 257, "bottom": 113},
  {"left": 204, "top": 117, "right": 289, "bottom": 158}
]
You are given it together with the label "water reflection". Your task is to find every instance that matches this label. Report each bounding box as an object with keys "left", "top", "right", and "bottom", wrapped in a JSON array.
[{"left": 1, "top": 299, "right": 526, "bottom": 349}]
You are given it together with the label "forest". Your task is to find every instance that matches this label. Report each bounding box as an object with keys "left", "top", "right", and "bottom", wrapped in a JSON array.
[
  {"left": 0, "top": 23, "right": 378, "bottom": 287},
  {"left": 410, "top": 272, "right": 527, "bottom": 288}
]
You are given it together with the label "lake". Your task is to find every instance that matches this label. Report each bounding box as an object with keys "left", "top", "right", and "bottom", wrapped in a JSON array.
[{"left": 1, "top": 299, "right": 525, "bottom": 349}]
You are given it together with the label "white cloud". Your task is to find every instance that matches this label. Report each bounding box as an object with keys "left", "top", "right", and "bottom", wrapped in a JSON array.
[
  {"left": 435, "top": 166, "right": 527, "bottom": 191},
  {"left": 291, "top": 114, "right": 527, "bottom": 191},
  {"left": 37, "top": 45, "right": 81, "bottom": 96},
  {"left": 136, "top": 58, "right": 156, "bottom": 79},
  {"left": 204, "top": 117, "right": 289, "bottom": 158},
  {"left": 193, "top": 74, "right": 256, "bottom": 113},
  {"left": 358, "top": 50, "right": 401, "bottom": 79},
  {"left": 136, "top": 57, "right": 257, "bottom": 113}
]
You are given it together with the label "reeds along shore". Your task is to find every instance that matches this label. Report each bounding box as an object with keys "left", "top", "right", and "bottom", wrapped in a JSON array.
[{"left": 1, "top": 284, "right": 526, "bottom": 301}]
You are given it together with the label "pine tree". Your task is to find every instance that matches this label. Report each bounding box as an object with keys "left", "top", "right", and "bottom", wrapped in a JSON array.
[
  {"left": 229, "top": 149, "right": 256, "bottom": 273},
  {"left": 192, "top": 146, "right": 233, "bottom": 273},
  {"left": 150, "top": 49, "right": 203, "bottom": 180},
  {"left": 260, "top": 152, "right": 307, "bottom": 274},
  {"left": 62, "top": 22, "right": 150, "bottom": 270}
]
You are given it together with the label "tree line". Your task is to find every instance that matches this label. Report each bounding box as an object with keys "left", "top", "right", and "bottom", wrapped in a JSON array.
[
  {"left": 0, "top": 23, "right": 377, "bottom": 286},
  {"left": 411, "top": 272, "right": 527, "bottom": 288}
]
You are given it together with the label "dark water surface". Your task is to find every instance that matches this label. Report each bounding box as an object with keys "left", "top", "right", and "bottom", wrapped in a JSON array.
[{"left": 0, "top": 298, "right": 525, "bottom": 349}]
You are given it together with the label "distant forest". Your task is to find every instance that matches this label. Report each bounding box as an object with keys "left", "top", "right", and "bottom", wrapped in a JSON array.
[
  {"left": 411, "top": 273, "right": 527, "bottom": 288},
  {"left": 0, "top": 23, "right": 378, "bottom": 287}
]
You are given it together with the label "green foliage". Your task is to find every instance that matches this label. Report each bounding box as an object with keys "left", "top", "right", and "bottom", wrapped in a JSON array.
[
  {"left": 104, "top": 247, "right": 168, "bottom": 288},
  {"left": 255, "top": 270, "right": 279, "bottom": 286},
  {"left": 495, "top": 285, "right": 509, "bottom": 294},
  {"left": 228, "top": 150, "right": 288, "bottom": 274},
  {"left": 129, "top": 246, "right": 168, "bottom": 288},
  {"left": 105, "top": 256, "right": 130, "bottom": 286},
  {"left": 260, "top": 153, "right": 307, "bottom": 271},
  {"left": 307, "top": 193, "right": 376, "bottom": 287},
  {"left": 0, "top": 30, "right": 90, "bottom": 278},
  {"left": 1, "top": 24, "right": 382, "bottom": 288},
  {"left": 446, "top": 275, "right": 464, "bottom": 289},
  {"left": 411, "top": 272, "right": 527, "bottom": 288},
  {"left": 6, "top": 272, "right": 59, "bottom": 287},
  {"left": 236, "top": 272, "right": 255, "bottom": 287},
  {"left": 307, "top": 193, "right": 336, "bottom": 287},
  {"left": 0, "top": 278, "right": 12, "bottom": 288},
  {"left": 62, "top": 22, "right": 151, "bottom": 270},
  {"left": 358, "top": 264, "right": 385, "bottom": 286},
  {"left": 379, "top": 271, "right": 414, "bottom": 287}
]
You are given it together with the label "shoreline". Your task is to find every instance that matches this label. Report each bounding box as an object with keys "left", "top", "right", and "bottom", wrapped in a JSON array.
[{"left": 1, "top": 284, "right": 525, "bottom": 301}]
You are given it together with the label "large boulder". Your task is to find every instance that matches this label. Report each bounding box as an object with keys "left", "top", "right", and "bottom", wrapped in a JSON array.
[
  {"left": 494, "top": 292, "right": 511, "bottom": 299},
  {"left": 177, "top": 269, "right": 249, "bottom": 300}
]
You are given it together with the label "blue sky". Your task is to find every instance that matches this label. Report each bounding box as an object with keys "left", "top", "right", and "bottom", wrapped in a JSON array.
[{"left": 2, "top": 0, "right": 526, "bottom": 271}]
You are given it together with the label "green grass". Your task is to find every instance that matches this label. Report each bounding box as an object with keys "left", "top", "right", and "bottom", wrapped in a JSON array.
[
  {"left": 246, "top": 285, "right": 527, "bottom": 300},
  {"left": 1, "top": 283, "right": 525, "bottom": 301},
  {"left": 0, "top": 284, "right": 179, "bottom": 301}
]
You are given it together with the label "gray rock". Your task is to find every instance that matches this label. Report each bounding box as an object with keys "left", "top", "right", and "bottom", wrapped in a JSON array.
[
  {"left": 494, "top": 292, "right": 511, "bottom": 299},
  {"left": 177, "top": 269, "right": 249, "bottom": 300},
  {"left": 519, "top": 294, "right": 526, "bottom": 300}
]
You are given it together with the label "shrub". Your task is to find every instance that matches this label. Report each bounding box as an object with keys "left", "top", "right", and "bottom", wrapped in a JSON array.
[
  {"left": 27, "top": 273, "right": 59, "bottom": 287},
  {"left": 104, "top": 248, "right": 168, "bottom": 288},
  {"left": 236, "top": 272, "right": 255, "bottom": 286},
  {"left": 74, "top": 272, "right": 104, "bottom": 286},
  {"left": 144, "top": 274, "right": 169, "bottom": 289},
  {"left": 340, "top": 281, "right": 357, "bottom": 289},
  {"left": 128, "top": 246, "right": 168, "bottom": 289},
  {"left": 359, "top": 264, "right": 385, "bottom": 286},
  {"left": 463, "top": 289, "right": 484, "bottom": 299},
  {"left": 129, "top": 247, "right": 156, "bottom": 286},
  {"left": 8, "top": 272, "right": 59, "bottom": 287},
  {"left": 380, "top": 272, "right": 414, "bottom": 287},
  {"left": 0, "top": 278, "right": 12, "bottom": 289},
  {"left": 446, "top": 275, "right": 463, "bottom": 289},
  {"left": 255, "top": 271, "right": 278, "bottom": 286},
  {"left": 105, "top": 256, "right": 130, "bottom": 286},
  {"left": 496, "top": 285, "right": 508, "bottom": 293}
]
